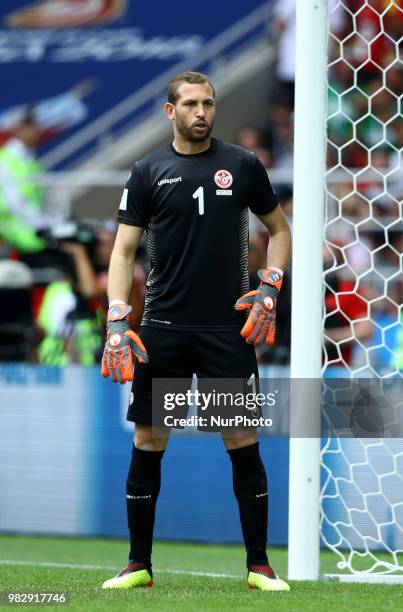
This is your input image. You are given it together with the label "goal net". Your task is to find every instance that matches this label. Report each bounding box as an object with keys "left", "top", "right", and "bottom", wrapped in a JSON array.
[{"left": 321, "top": 0, "right": 402, "bottom": 579}]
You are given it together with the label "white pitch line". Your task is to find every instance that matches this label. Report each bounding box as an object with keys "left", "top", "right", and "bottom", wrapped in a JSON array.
[
  {"left": 0, "top": 559, "right": 242, "bottom": 580},
  {"left": 162, "top": 569, "right": 242, "bottom": 579},
  {"left": 0, "top": 560, "right": 117, "bottom": 571}
]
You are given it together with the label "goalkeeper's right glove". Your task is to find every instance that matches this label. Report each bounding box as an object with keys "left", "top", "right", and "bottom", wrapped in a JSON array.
[{"left": 101, "top": 302, "right": 148, "bottom": 384}]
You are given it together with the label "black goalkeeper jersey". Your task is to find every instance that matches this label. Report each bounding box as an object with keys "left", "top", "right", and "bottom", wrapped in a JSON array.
[{"left": 117, "top": 138, "right": 278, "bottom": 330}]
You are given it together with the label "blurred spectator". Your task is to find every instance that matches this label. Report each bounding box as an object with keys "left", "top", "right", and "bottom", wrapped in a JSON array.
[
  {"left": 60, "top": 221, "right": 146, "bottom": 332},
  {"left": 271, "top": 0, "right": 345, "bottom": 107},
  {"left": 272, "top": 0, "right": 296, "bottom": 108},
  {"left": 323, "top": 245, "right": 374, "bottom": 367},
  {"left": 35, "top": 257, "right": 78, "bottom": 366},
  {"left": 0, "top": 112, "right": 49, "bottom": 254},
  {"left": 34, "top": 242, "right": 107, "bottom": 366},
  {"left": 236, "top": 126, "right": 262, "bottom": 151},
  {"left": 235, "top": 126, "right": 273, "bottom": 168},
  {"left": 31, "top": 221, "right": 146, "bottom": 365},
  {"left": 352, "top": 0, "right": 398, "bottom": 77}
]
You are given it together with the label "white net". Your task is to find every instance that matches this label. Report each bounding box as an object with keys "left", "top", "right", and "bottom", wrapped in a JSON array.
[{"left": 321, "top": 0, "right": 403, "bottom": 577}]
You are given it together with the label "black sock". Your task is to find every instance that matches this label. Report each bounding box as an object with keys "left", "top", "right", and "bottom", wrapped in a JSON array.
[
  {"left": 227, "top": 442, "right": 269, "bottom": 567},
  {"left": 126, "top": 445, "right": 164, "bottom": 567}
]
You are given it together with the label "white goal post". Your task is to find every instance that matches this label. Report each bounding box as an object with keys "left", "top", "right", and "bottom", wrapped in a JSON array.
[
  {"left": 288, "top": 0, "right": 402, "bottom": 582},
  {"left": 288, "top": 0, "right": 328, "bottom": 581}
]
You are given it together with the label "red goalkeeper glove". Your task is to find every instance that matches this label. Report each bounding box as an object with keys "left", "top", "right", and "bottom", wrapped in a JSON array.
[
  {"left": 101, "top": 302, "right": 148, "bottom": 384},
  {"left": 234, "top": 268, "right": 283, "bottom": 346}
]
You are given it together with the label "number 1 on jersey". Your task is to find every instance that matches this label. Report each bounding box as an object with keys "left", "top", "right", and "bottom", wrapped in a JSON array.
[{"left": 192, "top": 186, "right": 204, "bottom": 216}]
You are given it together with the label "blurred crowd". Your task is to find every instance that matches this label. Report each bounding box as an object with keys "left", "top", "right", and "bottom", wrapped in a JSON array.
[
  {"left": 0, "top": 111, "right": 146, "bottom": 365},
  {"left": 0, "top": 0, "right": 401, "bottom": 371},
  {"left": 235, "top": 0, "right": 402, "bottom": 371}
]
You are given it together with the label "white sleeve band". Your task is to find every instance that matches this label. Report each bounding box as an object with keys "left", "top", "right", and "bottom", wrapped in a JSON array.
[{"left": 268, "top": 266, "right": 284, "bottom": 277}]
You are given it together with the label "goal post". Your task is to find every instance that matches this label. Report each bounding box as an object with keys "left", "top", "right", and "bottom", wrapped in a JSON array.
[
  {"left": 288, "top": 0, "right": 329, "bottom": 581},
  {"left": 288, "top": 0, "right": 403, "bottom": 583}
]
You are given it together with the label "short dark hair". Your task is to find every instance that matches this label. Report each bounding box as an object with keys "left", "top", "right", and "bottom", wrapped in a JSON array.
[{"left": 167, "top": 71, "right": 215, "bottom": 104}]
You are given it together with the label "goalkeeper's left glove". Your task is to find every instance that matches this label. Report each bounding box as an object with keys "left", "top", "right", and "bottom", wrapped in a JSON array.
[
  {"left": 101, "top": 302, "right": 148, "bottom": 384},
  {"left": 234, "top": 268, "right": 283, "bottom": 346}
]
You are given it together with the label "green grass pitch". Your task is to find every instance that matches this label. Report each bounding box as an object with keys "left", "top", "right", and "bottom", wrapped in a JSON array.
[{"left": 0, "top": 535, "right": 402, "bottom": 611}]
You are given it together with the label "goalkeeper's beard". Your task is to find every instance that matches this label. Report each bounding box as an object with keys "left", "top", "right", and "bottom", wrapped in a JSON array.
[{"left": 175, "top": 116, "right": 214, "bottom": 143}]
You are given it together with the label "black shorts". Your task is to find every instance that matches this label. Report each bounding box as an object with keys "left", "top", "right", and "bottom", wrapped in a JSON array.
[{"left": 127, "top": 325, "right": 258, "bottom": 425}]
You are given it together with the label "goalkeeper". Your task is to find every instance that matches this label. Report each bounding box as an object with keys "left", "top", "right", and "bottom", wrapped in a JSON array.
[{"left": 101, "top": 71, "right": 291, "bottom": 592}]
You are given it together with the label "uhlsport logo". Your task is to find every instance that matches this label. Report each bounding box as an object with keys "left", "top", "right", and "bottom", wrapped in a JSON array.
[
  {"left": 214, "top": 169, "right": 233, "bottom": 188},
  {"left": 158, "top": 176, "right": 182, "bottom": 186}
]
